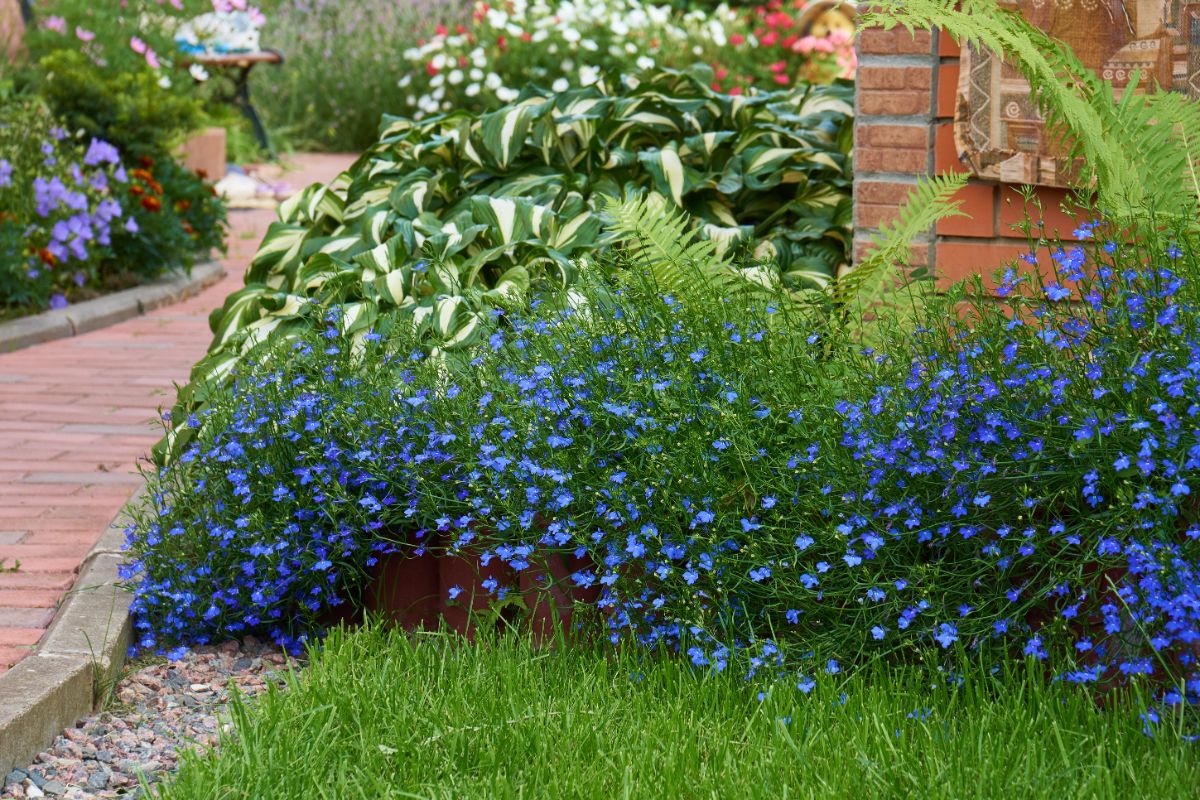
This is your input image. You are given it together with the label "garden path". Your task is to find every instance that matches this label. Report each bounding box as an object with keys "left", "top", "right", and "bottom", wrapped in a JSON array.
[{"left": 0, "top": 153, "right": 356, "bottom": 675}]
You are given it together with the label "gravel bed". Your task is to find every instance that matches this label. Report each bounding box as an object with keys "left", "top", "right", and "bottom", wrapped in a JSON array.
[{"left": 3, "top": 638, "right": 301, "bottom": 799}]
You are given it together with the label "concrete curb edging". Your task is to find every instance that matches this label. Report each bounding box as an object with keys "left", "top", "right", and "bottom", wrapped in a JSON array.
[
  {"left": 0, "top": 484, "right": 146, "bottom": 777},
  {"left": 0, "top": 261, "right": 225, "bottom": 353}
]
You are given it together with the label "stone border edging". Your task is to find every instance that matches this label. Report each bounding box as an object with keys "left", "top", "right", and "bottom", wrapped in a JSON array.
[
  {"left": 0, "top": 261, "right": 225, "bottom": 353},
  {"left": 0, "top": 484, "right": 145, "bottom": 777}
]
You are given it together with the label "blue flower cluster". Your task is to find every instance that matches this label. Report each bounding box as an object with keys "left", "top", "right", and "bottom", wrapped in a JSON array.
[{"left": 127, "top": 223, "right": 1200, "bottom": 712}]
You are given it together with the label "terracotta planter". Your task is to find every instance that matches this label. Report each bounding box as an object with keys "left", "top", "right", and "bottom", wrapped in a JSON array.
[
  {"left": 178, "top": 126, "right": 227, "bottom": 182},
  {"left": 364, "top": 543, "right": 598, "bottom": 643}
]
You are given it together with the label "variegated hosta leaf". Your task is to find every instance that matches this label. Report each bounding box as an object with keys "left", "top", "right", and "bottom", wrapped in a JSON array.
[{"left": 162, "top": 68, "right": 854, "bottom": 465}]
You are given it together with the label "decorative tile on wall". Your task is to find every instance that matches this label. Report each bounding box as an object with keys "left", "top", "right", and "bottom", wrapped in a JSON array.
[{"left": 953, "top": 0, "right": 1200, "bottom": 186}]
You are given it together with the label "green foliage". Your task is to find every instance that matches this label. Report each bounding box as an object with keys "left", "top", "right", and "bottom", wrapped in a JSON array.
[
  {"left": 155, "top": 627, "right": 1200, "bottom": 800},
  {"left": 34, "top": 50, "right": 205, "bottom": 160},
  {"left": 171, "top": 68, "right": 853, "bottom": 444}
]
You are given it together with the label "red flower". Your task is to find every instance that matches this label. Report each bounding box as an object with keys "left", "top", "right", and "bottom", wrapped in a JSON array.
[
  {"left": 426, "top": 60, "right": 439, "bottom": 76},
  {"left": 730, "top": 33, "right": 745, "bottom": 45},
  {"left": 773, "top": 73, "right": 790, "bottom": 85},
  {"left": 762, "top": 31, "right": 779, "bottom": 46},
  {"left": 435, "top": 23, "right": 448, "bottom": 35},
  {"left": 497, "top": 35, "right": 507, "bottom": 50}
]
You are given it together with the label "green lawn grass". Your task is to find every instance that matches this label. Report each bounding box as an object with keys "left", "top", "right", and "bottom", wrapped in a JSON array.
[{"left": 155, "top": 626, "right": 1198, "bottom": 800}]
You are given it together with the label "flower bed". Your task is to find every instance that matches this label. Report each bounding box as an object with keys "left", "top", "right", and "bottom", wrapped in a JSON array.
[
  {"left": 0, "top": 98, "right": 223, "bottom": 315},
  {"left": 127, "top": 208, "right": 1200, "bottom": 731}
]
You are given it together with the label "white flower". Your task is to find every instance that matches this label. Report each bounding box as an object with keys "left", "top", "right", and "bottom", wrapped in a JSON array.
[
  {"left": 562, "top": 27, "right": 580, "bottom": 43},
  {"left": 158, "top": 75, "right": 172, "bottom": 89},
  {"left": 625, "top": 42, "right": 637, "bottom": 54},
  {"left": 466, "top": 83, "right": 481, "bottom": 97},
  {"left": 188, "top": 63, "right": 209, "bottom": 82},
  {"left": 636, "top": 55, "right": 654, "bottom": 70},
  {"left": 485, "top": 72, "right": 503, "bottom": 90},
  {"left": 580, "top": 38, "right": 598, "bottom": 51},
  {"left": 552, "top": 77, "right": 569, "bottom": 92},
  {"left": 432, "top": 86, "right": 445, "bottom": 100},
  {"left": 398, "top": 74, "right": 412, "bottom": 88},
  {"left": 469, "top": 68, "right": 484, "bottom": 81},
  {"left": 496, "top": 86, "right": 519, "bottom": 102},
  {"left": 448, "top": 69, "right": 464, "bottom": 85},
  {"left": 431, "top": 53, "right": 447, "bottom": 70},
  {"left": 430, "top": 73, "right": 445, "bottom": 88},
  {"left": 579, "top": 64, "right": 599, "bottom": 85}
]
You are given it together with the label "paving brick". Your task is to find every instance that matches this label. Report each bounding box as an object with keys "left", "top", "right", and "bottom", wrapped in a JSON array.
[
  {"left": 0, "top": 607, "right": 56, "bottom": 628},
  {"left": 0, "top": 645, "right": 30, "bottom": 668},
  {"left": 0, "top": 155, "right": 352, "bottom": 672},
  {"left": 0, "top": 628, "right": 44, "bottom": 646},
  {"left": 0, "top": 590, "right": 62, "bottom": 608}
]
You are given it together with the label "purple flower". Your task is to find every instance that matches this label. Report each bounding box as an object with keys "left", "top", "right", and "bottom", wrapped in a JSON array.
[
  {"left": 49, "top": 294, "right": 68, "bottom": 310},
  {"left": 0, "top": 159, "right": 12, "bottom": 187},
  {"left": 83, "top": 139, "right": 121, "bottom": 167}
]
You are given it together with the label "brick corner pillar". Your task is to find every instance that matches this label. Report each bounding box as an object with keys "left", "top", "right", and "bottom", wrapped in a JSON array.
[
  {"left": 853, "top": 25, "right": 940, "bottom": 271},
  {"left": 853, "top": 26, "right": 1082, "bottom": 289}
]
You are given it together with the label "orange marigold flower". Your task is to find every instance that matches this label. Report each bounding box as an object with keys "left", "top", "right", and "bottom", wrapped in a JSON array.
[
  {"left": 141, "top": 196, "right": 162, "bottom": 212},
  {"left": 38, "top": 248, "right": 56, "bottom": 266},
  {"left": 129, "top": 185, "right": 145, "bottom": 196}
]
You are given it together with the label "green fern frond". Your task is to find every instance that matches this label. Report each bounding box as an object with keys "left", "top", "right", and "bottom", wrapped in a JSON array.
[
  {"left": 600, "top": 192, "right": 737, "bottom": 294},
  {"left": 837, "top": 172, "right": 969, "bottom": 308}
]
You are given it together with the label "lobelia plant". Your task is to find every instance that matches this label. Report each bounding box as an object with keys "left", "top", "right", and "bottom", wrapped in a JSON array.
[{"left": 125, "top": 209, "right": 1200, "bottom": 734}]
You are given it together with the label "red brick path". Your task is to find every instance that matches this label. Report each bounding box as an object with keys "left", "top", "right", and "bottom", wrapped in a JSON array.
[{"left": 0, "top": 154, "right": 354, "bottom": 675}]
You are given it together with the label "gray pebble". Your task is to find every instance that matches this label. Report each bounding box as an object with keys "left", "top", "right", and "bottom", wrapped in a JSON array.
[
  {"left": 4, "top": 771, "right": 25, "bottom": 787},
  {"left": 40, "top": 782, "right": 65, "bottom": 797},
  {"left": 84, "top": 774, "right": 107, "bottom": 791}
]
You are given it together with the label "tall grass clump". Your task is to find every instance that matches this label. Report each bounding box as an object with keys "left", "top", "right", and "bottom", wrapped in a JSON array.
[{"left": 153, "top": 625, "right": 1200, "bottom": 800}]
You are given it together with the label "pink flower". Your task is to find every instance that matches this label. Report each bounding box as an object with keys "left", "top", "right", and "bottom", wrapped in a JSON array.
[
  {"left": 42, "top": 16, "right": 67, "bottom": 34},
  {"left": 75, "top": 27, "right": 95, "bottom": 42},
  {"left": 130, "top": 36, "right": 147, "bottom": 54},
  {"left": 145, "top": 48, "right": 160, "bottom": 69}
]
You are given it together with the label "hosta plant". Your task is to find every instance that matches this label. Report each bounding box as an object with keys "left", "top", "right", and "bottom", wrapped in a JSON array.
[{"left": 165, "top": 67, "right": 853, "bottom": 458}]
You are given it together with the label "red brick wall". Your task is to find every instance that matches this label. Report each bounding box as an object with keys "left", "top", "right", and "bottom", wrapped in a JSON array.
[{"left": 853, "top": 28, "right": 1081, "bottom": 287}]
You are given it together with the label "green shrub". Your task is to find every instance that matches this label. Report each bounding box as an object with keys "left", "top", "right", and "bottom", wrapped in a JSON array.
[
  {"left": 34, "top": 49, "right": 205, "bottom": 161},
  {"left": 174, "top": 67, "right": 852, "bottom": 429}
]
